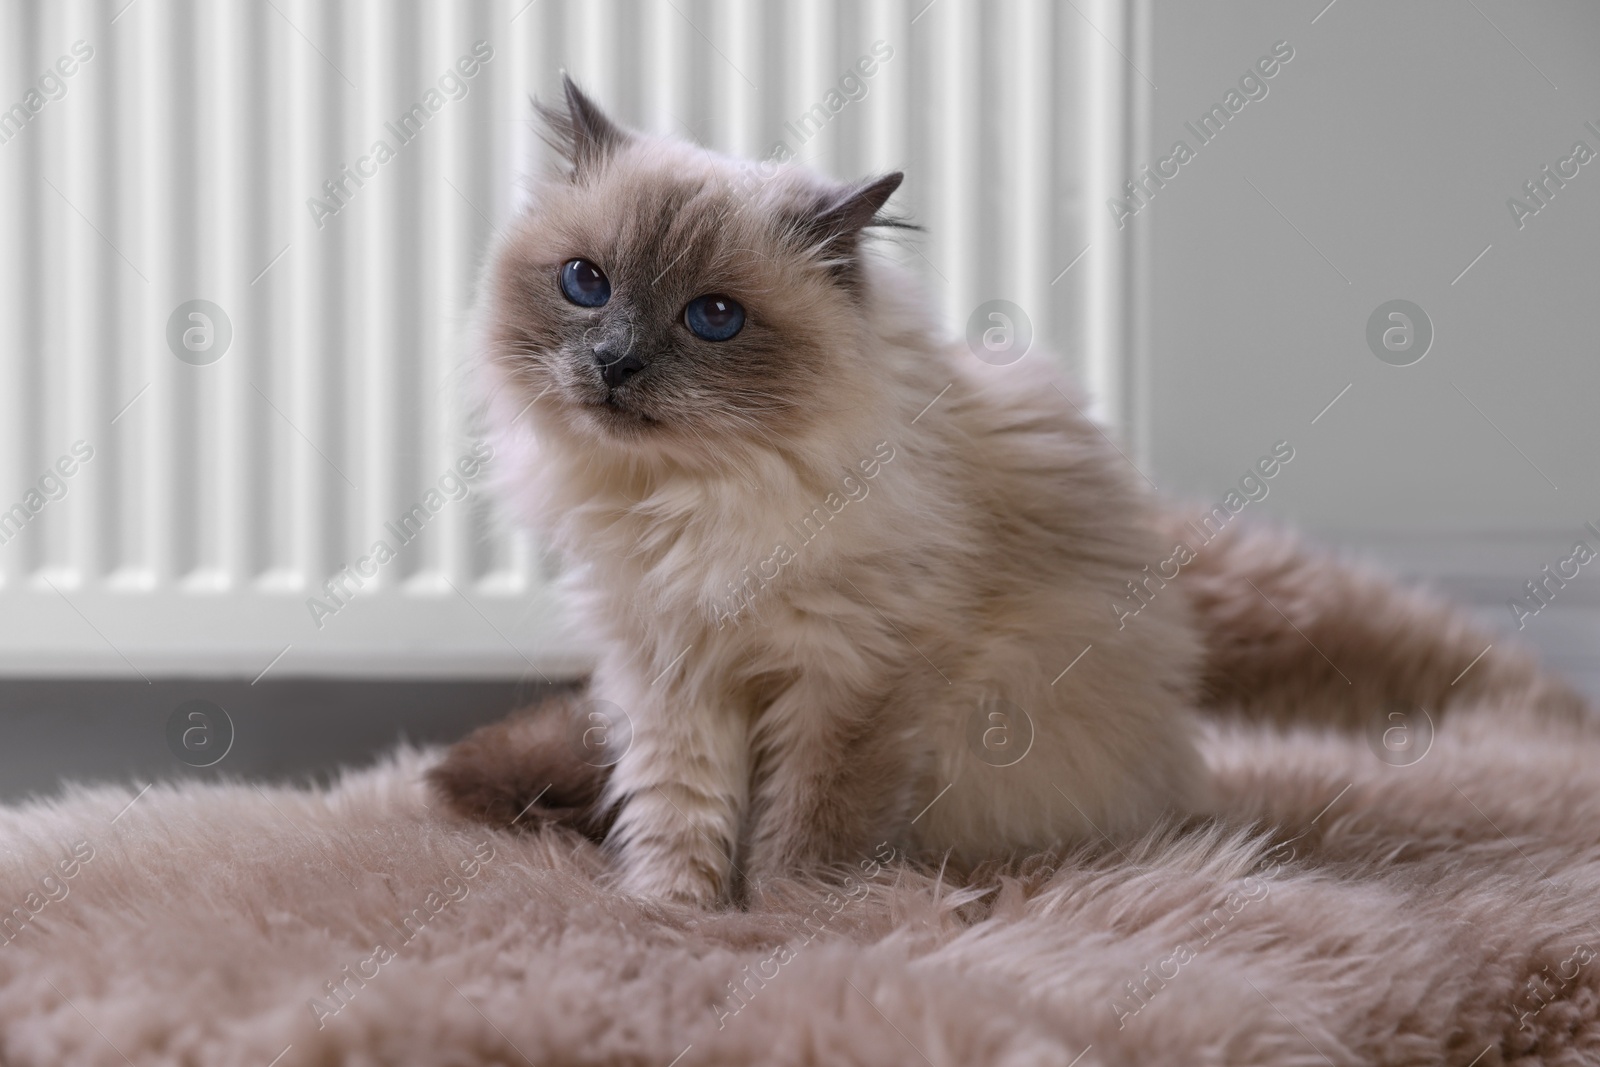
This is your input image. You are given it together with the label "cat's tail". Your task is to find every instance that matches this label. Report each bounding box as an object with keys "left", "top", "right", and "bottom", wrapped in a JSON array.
[
  {"left": 1168, "top": 511, "right": 1591, "bottom": 731},
  {"left": 427, "top": 686, "right": 617, "bottom": 841}
]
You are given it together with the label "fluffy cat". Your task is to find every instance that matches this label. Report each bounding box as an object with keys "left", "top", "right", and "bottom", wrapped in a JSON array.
[{"left": 433, "top": 77, "right": 1586, "bottom": 904}]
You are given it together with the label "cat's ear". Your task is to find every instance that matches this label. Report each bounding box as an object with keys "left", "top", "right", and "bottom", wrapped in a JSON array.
[
  {"left": 815, "top": 172, "right": 906, "bottom": 237},
  {"left": 789, "top": 172, "right": 912, "bottom": 275},
  {"left": 535, "top": 74, "right": 630, "bottom": 177}
]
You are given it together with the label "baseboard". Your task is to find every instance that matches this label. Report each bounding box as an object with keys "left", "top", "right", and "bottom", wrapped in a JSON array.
[{"left": 1314, "top": 527, "right": 1600, "bottom": 702}]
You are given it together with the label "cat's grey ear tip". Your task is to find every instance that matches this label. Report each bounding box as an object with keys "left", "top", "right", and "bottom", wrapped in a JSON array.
[
  {"left": 864, "top": 171, "right": 916, "bottom": 230},
  {"left": 863, "top": 171, "right": 905, "bottom": 204},
  {"left": 561, "top": 72, "right": 603, "bottom": 116}
]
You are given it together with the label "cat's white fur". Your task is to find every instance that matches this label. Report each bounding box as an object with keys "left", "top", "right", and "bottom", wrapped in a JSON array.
[{"left": 475, "top": 128, "right": 1207, "bottom": 901}]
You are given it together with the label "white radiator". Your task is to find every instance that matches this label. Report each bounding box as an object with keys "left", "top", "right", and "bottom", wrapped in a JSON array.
[{"left": 0, "top": 0, "right": 1139, "bottom": 678}]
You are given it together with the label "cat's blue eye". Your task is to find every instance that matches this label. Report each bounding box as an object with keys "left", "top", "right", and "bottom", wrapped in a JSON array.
[
  {"left": 684, "top": 294, "right": 745, "bottom": 342},
  {"left": 560, "top": 259, "right": 611, "bottom": 307}
]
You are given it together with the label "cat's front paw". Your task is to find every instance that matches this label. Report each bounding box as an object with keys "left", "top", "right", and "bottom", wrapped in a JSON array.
[{"left": 615, "top": 852, "right": 728, "bottom": 907}]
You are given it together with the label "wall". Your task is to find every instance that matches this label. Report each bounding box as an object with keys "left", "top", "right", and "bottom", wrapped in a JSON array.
[{"left": 1143, "top": 0, "right": 1600, "bottom": 693}]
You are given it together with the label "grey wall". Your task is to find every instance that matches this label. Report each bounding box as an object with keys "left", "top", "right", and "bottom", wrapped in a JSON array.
[{"left": 1144, "top": 0, "right": 1600, "bottom": 539}]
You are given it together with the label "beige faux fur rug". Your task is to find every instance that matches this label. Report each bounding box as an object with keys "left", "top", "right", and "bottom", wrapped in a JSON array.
[{"left": 3, "top": 704, "right": 1600, "bottom": 1067}]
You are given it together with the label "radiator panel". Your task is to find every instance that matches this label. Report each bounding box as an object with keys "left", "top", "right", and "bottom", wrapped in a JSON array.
[{"left": 0, "top": 0, "right": 1121, "bottom": 677}]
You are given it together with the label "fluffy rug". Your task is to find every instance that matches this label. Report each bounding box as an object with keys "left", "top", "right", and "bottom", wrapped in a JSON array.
[{"left": 2, "top": 699, "right": 1599, "bottom": 1067}]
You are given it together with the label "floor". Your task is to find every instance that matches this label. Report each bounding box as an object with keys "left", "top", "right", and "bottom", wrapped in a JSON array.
[{"left": 0, "top": 677, "right": 572, "bottom": 804}]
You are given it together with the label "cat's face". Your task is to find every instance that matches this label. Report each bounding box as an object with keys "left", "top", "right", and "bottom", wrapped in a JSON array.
[{"left": 485, "top": 78, "right": 902, "bottom": 458}]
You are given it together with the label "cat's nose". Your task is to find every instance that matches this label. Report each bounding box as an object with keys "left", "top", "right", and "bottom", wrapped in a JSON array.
[{"left": 594, "top": 340, "right": 644, "bottom": 389}]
